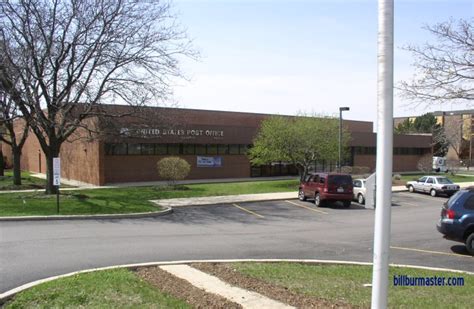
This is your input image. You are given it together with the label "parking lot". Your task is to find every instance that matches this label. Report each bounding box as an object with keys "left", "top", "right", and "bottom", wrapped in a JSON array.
[
  {"left": 1, "top": 190, "right": 472, "bottom": 294},
  {"left": 163, "top": 191, "right": 473, "bottom": 271}
]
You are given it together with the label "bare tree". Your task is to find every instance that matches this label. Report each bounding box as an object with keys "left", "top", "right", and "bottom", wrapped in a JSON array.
[
  {"left": 417, "top": 154, "right": 433, "bottom": 174},
  {"left": 399, "top": 18, "right": 473, "bottom": 105},
  {"left": 433, "top": 116, "right": 467, "bottom": 160},
  {"left": 0, "top": 142, "right": 4, "bottom": 177},
  {"left": 0, "top": 0, "right": 194, "bottom": 193},
  {"left": 0, "top": 90, "right": 29, "bottom": 185}
]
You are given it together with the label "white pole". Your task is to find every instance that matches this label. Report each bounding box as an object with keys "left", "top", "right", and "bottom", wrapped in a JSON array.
[{"left": 371, "top": 0, "right": 394, "bottom": 308}]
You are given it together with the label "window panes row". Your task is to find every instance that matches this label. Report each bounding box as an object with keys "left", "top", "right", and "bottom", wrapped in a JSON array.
[
  {"left": 353, "top": 147, "right": 429, "bottom": 156},
  {"left": 105, "top": 143, "right": 251, "bottom": 156}
]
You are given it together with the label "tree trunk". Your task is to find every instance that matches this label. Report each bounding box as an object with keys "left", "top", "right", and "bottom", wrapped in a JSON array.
[
  {"left": 298, "top": 165, "right": 308, "bottom": 182},
  {"left": 0, "top": 148, "right": 4, "bottom": 177},
  {"left": 12, "top": 147, "right": 22, "bottom": 185},
  {"left": 45, "top": 146, "right": 60, "bottom": 194}
]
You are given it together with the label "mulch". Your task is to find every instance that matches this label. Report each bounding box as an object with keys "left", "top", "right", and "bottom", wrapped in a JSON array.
[
  {"left": 135, "top": 266, "right": 242, "bottom": 309},
  {"left": 191, "top": 263, "right": 354, "bottom": 309},
  {"left": 136, "top": 263, "right": 355, "bottom": 309}
]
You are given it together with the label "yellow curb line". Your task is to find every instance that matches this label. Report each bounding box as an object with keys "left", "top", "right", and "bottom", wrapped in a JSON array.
[
  {"left": 391, "top": 246, "right": 473, "bottom": 258},
  {"left": 285, "top": 200, "right": 328, "bottom": 214},
  {"left": 232, "top": 203, "right": 264, "bottom": 218}
]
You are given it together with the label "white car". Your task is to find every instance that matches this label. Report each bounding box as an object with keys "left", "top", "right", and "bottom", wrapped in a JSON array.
[
  {"left": 353, "top": 179, "right": 366, "bottom": 204},
  {"left": 406, "top": 176, "right": 459, "bottom": 197}
]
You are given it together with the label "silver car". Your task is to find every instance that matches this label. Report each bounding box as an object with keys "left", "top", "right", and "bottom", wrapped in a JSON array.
[
  {"left": 406, "top": 176, "right": 460, "bottom": 197},
  {"left": 353, "top": 179, "right": 366, "bottom": 204}
]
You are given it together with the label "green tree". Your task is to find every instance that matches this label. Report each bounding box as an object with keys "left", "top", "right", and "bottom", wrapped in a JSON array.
[
  {"left": 248, "top": 115, "right": 350, "bottom": 181},
  {"left": 157, "top": 157, "right": 191, "bottom": 187},
  {"left": 395, "top": 113, "right": 448, "bottom": 157},
  {"left": 413, "top": 113, "right": 438, "bottom": 132},
  {"left": 394, "top": 118, "right": 414, "bottom": 134}
]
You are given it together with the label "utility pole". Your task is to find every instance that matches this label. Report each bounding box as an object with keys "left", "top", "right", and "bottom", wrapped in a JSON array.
[
  {"left": 371, "top": 0, "right": 394, "bottom": 308},
  {"left": 339, "top": 107, "right": 350, "bottom": 172}
]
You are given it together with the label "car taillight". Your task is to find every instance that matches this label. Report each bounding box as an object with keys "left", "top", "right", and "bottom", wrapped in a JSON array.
[{"left": 446, "top": 209, "right": 456, "bottom": 219}]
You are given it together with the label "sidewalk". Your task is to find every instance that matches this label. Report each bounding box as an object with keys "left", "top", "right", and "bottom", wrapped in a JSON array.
[
  {"left": 153, "top": 192, "right": 296, "bottom": 207},
  {"left": 160, "top": 265, "right": 294, "bottom": 309}
]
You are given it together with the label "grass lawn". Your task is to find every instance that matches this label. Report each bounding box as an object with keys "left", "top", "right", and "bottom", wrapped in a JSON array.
[
  {"left": 397, "top": 173, "right": 474, "bottom": 184},
  {"left": 3, "top": 269, "right": 191, "bottom": 308},
  {"left": 0, "top": 170, "right": 46, "bottom": 190},
  {"left": 0, "top": 179, "right": 299, "bottom": 216},
  {"left": 232, "top": 262, "right": 473, "bottom": 308}
]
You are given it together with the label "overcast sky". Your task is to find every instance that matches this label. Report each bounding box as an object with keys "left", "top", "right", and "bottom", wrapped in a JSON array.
[{"left": 170, "top": 0, "right": 473, "bottom": 122}]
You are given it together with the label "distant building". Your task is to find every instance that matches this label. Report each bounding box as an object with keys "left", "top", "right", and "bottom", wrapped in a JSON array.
[
  {"left": 394, "top": 109, "right": 474, "bottom": 163},
  {"left": 2, "top": 105, "right": 432, "bottom": 186}
]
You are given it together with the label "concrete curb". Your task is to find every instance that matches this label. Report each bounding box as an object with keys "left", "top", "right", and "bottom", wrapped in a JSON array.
[
  {"left": 0, "top": 207, "right": 172, "bottom": 222},
  {"left": 1, "top": 258, "right": 472, "bottom": 304}
]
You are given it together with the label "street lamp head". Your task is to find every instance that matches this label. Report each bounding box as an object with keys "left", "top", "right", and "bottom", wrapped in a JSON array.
[{"left": 339, "top": 107, "right": 350, "bottom": 112}]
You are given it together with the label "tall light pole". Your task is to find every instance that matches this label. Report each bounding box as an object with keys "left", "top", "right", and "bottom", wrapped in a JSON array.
[
  {"left": 339, "top": 107, "right": 350, "bottom": 172},
  {"left": 371, "top": 0, "right": 394, "bottom": 308}
]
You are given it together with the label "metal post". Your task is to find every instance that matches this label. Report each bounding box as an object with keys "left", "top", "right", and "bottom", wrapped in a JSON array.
[
  {"left": 371, "top": 1, "right": 394, "bottom": 308},
  {"left": 339, "top": 110, "right": 342, "bottom": 172},
  {"left": 56, "top": 187, "right": 60, "bottom": 214},
  {"left": 339, "top": 107, "right": 350, "bottom": 172}
]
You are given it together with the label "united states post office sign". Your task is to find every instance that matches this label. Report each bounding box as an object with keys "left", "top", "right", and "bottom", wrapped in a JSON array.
[{"left": 197, "top": 156, "right": 222, "bottom": 167}]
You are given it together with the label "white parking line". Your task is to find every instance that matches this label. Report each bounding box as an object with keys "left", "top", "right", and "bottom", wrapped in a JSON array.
[
  {"left": 232, "top": 203, "right": 264, "bottom": 219},
  {"left": 397, "top": 192, "right": 446, "bottom": 202},
  {"left": 285, "top": 200, "right": 328, "bottom": 214}
]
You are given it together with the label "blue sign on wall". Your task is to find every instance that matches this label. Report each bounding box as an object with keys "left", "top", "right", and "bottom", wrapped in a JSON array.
[{"left": 197, "top": 156, "right": 223, "bottom": 167}]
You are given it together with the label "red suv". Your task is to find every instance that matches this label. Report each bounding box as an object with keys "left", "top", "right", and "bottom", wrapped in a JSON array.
[{"left": 298, "top": 173, "right": 353, "bottom": 207}]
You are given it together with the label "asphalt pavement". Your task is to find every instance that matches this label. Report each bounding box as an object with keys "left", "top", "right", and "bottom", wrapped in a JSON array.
[{"left": 1, "top": 192, "right": 472, "bottom": 293}]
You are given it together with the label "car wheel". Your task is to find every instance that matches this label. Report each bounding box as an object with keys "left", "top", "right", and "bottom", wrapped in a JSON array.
[
  {"left": 408, "top": 185, "right": 415, "bottom": 193},
  {"left": 466, "top": 233, "right": 474, "bottom": 255},
  {"left": 430, "top": 189, "right": 437, "bottom": 197},
  {"left": 343, "top": 201, "right": 351, "bottom": 208},
  {"left": 357, "top": 193, "right": 365, "bottom": 205},
  {"left": 298, "top": 189, "right": 307, "bottom": 201},
  {"left": 314, "top": 193, "right": 322, "bottom": 207}
]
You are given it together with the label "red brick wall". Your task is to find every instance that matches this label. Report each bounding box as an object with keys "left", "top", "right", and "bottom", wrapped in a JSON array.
[
  {"left": 104, "top": 154, "right": 251, "bottom": 184},
  {"left": 11, "top": 122, "right": 103, "bottom": 185}
]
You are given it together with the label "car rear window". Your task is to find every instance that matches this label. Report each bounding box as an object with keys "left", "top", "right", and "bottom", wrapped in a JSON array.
[
  {"left": 328, "top": 175, "right": 352, "bottom": 186},
  {"left": 436, "top": 177, "right": 453, "bottom": 184},
  {"left": 446, "top": 190, "right": 464, "bottom": 209}
]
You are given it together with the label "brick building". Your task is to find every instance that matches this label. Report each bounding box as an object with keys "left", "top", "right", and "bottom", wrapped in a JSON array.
[
  {"left": 2, "top": 105, "right": 432, "bottom": 186},
  {"left": 394, "top": 109, "right": 474, "bottom": 163}
]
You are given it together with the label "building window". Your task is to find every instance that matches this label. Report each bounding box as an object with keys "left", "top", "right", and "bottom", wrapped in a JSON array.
[
  {"left": 155, "top": 144, "right": 167, "bottom": 155},
  {"left": 104, "top": 143, "right": 255, "bottom": 156},
  {"left": 239, "top": 144, "right": 249, "bottom": 155},
  {"left": 128, "top": 144, "right": 141, "bottom": 155},
  {"left": 229, "top": 144, "right": 239, "bottom": 155},
  {"left": 183, "top": 144, "right": 195, "bottom": 155},
  {"left": 195, "top": 144, "right": 206, "bottom": 155},
  {"left": 141, "top": 144, "right": 155, "bottom": 155},
  {"left": 168, "top": 144, "right": 180, "bottom": 155},
  {"left": 105, "top": 143, "right": 127, "bottom": 155},
  {"left": 207, "top": 144, "right": 218, "bottom": 155},
  {"left": 218, "top": 144, "right": 229, "bottom": 155}
]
